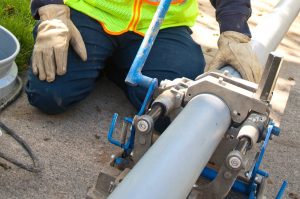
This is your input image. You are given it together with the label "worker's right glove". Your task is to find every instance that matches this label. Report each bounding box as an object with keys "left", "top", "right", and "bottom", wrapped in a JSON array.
[
  {"left": 205, "top": 31, "right": 262, "bottom": 83},
  {"left": 32, "top": 4, "right": 87, "bottom": 82}
]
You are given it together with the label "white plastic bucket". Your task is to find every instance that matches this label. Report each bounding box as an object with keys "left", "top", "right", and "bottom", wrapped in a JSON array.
[{"left": 0, "top": 26, "right": 20, "bottom": 99}]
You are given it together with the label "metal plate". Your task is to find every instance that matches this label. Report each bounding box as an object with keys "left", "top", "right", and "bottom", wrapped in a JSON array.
[{"left": 184, "top": 72, "right": 270, "bottom": 123}]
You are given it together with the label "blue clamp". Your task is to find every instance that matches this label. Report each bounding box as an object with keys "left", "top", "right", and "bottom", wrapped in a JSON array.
[
  {"left": 107, "top": 79, "right": 158, "bottom": 156},
  {"left": 107, "top": 113, "right": 134, "bottom": 154},
  {"left": 247, "top": 122, "right": 287, "bottom": 198}
]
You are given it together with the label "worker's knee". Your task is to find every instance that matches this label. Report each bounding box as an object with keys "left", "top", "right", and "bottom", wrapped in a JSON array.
[
  {"left": 25, "top": 72, "right": 75, "bottom": 115},
  {"left": 26, "top": 83, "right": 69, "bottom": 115}
]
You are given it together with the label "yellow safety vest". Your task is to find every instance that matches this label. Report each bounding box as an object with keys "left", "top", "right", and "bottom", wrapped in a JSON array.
[{"left": 64, "top": 0, "right": 198, "bottom": 36}]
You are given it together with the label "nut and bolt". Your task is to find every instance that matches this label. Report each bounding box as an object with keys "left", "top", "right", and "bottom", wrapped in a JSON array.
[
  {"left": 233, "top": 110, "right": 239, "bottom": 116},
  {"left": 218, "top": 77, "right": 224, "bottom": 84},
  {"left": 176, "top": 93, "right": 181, "bottom": 99},
  {"left": 255, "top": 176, "right": 260, "bottom": 182},
  {"left": 245, "top": 171, "right": 250, "bottom": 178},
  {"left": 223, "top": 70, "right": 229, "bottom": 76},
  {"left": 137, "top": 119, "right": 149, "bottom": 133},
  {"left": 225, "top": 134, "right": 235, "bottom": 140},
  {"left": 108, "top": 181, "right": 115, "bottom": 192},
  {"left": 228, "top": 156, "right": 242, "bottom": 169}
]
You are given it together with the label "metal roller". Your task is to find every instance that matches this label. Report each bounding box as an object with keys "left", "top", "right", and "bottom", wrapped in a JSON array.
[{"left": 108, "top": 94, "right": 231, "bottom": 199}]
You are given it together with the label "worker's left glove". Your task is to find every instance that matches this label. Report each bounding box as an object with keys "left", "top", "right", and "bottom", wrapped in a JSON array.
[
  {"left": 32, "top": 5, "right": 87, "bottom": 82},
  {"left": 205, "top": 31, "right": 262, "bottom": 83}
]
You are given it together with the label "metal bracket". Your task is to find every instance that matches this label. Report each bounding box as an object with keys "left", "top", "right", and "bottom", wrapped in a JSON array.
[
  {"left": 184, "top": 71, "right": 270, "bottom": 123},
  {"left": 190, "top": 150, "right": 245, "bottom": 199},
  {"left": 87, "top": 164, "right": 122, "bottom": 199},
  {"left": 87, "top": 165, "right": 131, "bottom": 199},
  {"left": 132, "top": 115, "right": 154, "bottom": 162}
]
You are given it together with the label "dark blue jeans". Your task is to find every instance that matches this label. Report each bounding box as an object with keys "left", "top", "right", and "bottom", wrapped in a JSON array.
[{"left": 26, "top": 9, "right": 205, "bottom": 114}]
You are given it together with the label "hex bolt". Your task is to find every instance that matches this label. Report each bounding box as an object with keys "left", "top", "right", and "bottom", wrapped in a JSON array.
[
  {"left": 228, "top": 156, "right": 242, "bottom": 169},
  {"left": 108, "top": 181, "right": 115, "bottom": 193},
  {"left": 137, "top": 119, "right": 149, "bottom": 133},
  {"left": 223, "top": 70, "right": 229, "bottom": 76},
  {"left": 218, "top": 77, "right": 224, "bottom": 84},
  {"left": 255, "top": 176, "right": 260, "bottom": 182},
  {"left": 245, "top": 171, "right": 250, "bottom": 179}
]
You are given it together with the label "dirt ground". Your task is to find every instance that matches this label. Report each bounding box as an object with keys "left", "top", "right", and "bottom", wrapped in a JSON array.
[{"left": 0, "top": 0, "right": 299, "bottom": 198}]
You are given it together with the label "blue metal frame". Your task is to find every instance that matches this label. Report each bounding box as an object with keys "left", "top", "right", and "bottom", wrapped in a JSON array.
[
  {"left": 106, "top": 0, "right": 169, "bottom": 159},
  {"left": 200, "top": 122, "right": 287, "bottom": 198},
  {"left": 201, "top": 167, "right": 249, "bottom": 194},
  {"left": 249, "top": 124, "right": 273, "bottom": 184},
  {"left": 137, "top": 79, "right": 158, "bottom": 115},
  {"left": 107, "top": 114, "right": 133, "bottom": 149},
  {"left": 107, "top": 0, "right": 170, "bottom": 152},
  {"left": 107, "top": 79, "right": 158, "bottom": 155},
  {"left": 125, "top": 0, "right": 172, "bottom": 88},
  {"left": 276, "top": 181, "right": 288, "bottom": 199},
  {"left": 108, "top": 0, "right": 172, "bottom": 151}
]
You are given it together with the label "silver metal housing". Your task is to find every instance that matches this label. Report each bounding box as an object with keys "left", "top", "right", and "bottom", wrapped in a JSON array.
[{"left": 108, "top": 94, "right": 231, "bottom": 199}]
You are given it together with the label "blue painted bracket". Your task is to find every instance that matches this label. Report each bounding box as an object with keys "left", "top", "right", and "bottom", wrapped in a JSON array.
[
  {"left": 276, "top": 181, "right": 288, "bottom": 199},
  {"left": 107, "top": 79, "right": 158, "bottom": 156},
  {"left": 107, "top": 0, "right": 171, "bottom": 155},
  {"left": 107, "top": 114, "right": 133, "bottom": 151},
  {"left": 201, "top": 122, "right": 286, "bottom": 198},
  {"left": 201, "top": 167, "right": 249, "bottom": 194},
  {"left": 125, "top": 0, "right": 172, "bottom": 88}
]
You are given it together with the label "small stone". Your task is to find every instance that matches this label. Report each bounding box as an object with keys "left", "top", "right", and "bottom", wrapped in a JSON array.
[
  {"left": 95, "top": 133, "right": 101, "bottom": 139},
  {"left": 288, "top": 77, "right": 295, "bottom": 81}
]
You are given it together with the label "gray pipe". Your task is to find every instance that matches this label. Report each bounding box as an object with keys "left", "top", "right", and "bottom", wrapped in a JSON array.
[
  {"left": 221, "top": 0, "right": 300, "bottom": 78},
  {"left": 108, "top": 94, "right": 231, "bottom": 199},
  {"left": 251, "top": 0, "right": 300, "bottom": 66}
]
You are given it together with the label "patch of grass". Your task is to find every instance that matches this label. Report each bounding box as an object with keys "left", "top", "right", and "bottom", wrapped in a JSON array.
[{"left": 0, "top": 0, "right": 35, "bottom": 71}]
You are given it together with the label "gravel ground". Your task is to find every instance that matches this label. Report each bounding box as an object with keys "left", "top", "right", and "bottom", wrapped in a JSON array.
[{"left": 0, "top": 0, "right": 299, "bottom": 198}]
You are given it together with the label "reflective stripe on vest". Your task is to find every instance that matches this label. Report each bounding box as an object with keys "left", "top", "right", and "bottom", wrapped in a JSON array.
[{"left": 64, "top": 0, "right": 198, "bottom": 35}]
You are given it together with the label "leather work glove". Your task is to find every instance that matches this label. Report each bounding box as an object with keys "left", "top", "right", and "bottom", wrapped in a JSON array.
[
  {"left": 32, "top": 5, "right": 87, "bottom": 82},
  {"left": 205, "top": 31, "right": 262, "bottom": 83}
]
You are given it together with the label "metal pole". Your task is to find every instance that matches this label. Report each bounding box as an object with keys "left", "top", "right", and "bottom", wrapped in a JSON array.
[
  {"left": 108, "top": 94, "right": 231, "bottom": 199},
  {"left": 251, "top": 0, "right": 300, "bottom": 66},
  {"left": 125, "top": 0, "right": 172, "bottom": 88}
]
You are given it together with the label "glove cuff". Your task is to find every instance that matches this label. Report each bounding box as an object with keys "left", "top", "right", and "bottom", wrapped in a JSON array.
[
  {"left": 38, "top": 4, "right": 70, "bottom": 21},
  {"left": 222, "top": 31, "right": 250, "bottom": 43}
]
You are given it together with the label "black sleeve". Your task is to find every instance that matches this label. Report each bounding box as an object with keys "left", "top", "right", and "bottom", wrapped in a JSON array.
[
  {"left": 30, "top": 0, "right": 64, "bottom": 19},
  {"left": 210, "top": 0, "right": 252, "bottom": 37}
]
